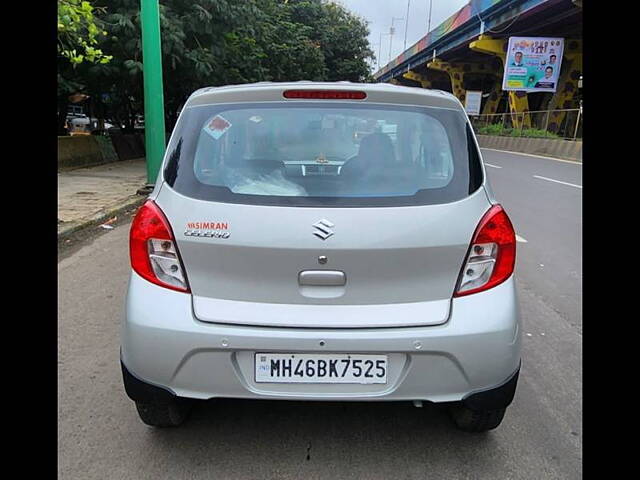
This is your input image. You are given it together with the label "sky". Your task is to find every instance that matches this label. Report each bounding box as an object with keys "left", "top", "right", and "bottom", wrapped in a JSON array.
[{"left": 335, "top": 0, "right": 469, "bottom": 72}]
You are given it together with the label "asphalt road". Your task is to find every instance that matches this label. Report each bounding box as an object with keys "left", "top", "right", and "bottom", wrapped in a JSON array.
[{"left": 58, "top": 149, "right": 582, "bottom": 479}]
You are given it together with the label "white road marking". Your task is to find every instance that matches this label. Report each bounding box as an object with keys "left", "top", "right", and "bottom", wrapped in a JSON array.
[
  {"left": 516, "top": 234, "right": 528, "bottom": 243},
  {"left": 481, "top": 148, "right": 582, "bottom": 165},
  {"left": 484, "top": 163, "right": 502, "bottom": 168},
  {"left": 533, "top": 175, "right": 582, "bottom": 189}
]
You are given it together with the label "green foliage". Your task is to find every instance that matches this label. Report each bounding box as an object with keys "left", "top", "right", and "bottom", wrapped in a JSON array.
[
  {"left": 476, "top": 123, "right": 504, "bottom": 136},
  {"left": 513, "top": 128, "right": 558, "bottom": 138},
  {"left": 58, "top": 0, "right": 375, "bottom": 132},
  {"left": 287, "top": 1, "right": 374, "bottom": 82},
  {"left": 58, "top": 0, "right": 112, "bottom": 66},
  {"left": 477, "top": 123, "right": 559, "bottom": 138}
]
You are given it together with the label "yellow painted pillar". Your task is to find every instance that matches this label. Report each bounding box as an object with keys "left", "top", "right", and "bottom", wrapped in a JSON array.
[
  {"left": 481, "top": 65, "right": 503, "bottom": 115},
  {"left": 482, "top": 82, "right": 502, "bottom": 115},
  {"left": 469, "top": 35, "right": 530, "bottom": 128},
  {"left": 459, "top": 61, "right": 502, "bottom": 115},
  {"left": 402, "top": 70, "right": 431, "bottom": 89},
  {"left": 427, "top": 58, "right": 508, "bottom": 120},
  {"left": 547, "top": 40, "right": 582, "bottom": 134},
  {"left": 506, "top": 91, "right": 531, "bottom": 129},
  {"left": 427, "top": 58, "right": 467, "bottom": 104},
  {"left": 469, "top": 34, "right": 506, "bottom": 58}
]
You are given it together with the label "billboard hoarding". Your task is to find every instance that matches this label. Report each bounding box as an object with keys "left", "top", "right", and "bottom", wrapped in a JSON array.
[{"left": 503, "top": 37, "right": 564, "bottom": 93}]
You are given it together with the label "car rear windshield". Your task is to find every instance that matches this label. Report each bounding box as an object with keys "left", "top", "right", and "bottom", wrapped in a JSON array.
[{"left": 163, "top": 101, "right": 483, "bottom": 207}]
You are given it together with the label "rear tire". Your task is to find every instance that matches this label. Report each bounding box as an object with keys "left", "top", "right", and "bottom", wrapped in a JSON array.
[
  {"left": 135, "top": 398, "right": 193, "bottom": 427},
  {"left": 448, "top": 404, "right": 506, "bottom": 432}
]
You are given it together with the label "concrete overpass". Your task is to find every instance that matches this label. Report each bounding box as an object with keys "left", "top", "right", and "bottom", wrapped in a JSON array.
[{"left": 373, "top": 0, "right": 582, "bottom": 131}]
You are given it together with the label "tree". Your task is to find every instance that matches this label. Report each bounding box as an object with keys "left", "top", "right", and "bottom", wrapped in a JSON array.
[
  {"left": 58, "top": 0, "right": 112, "bottom": 66},
  {"left": 58, "top": 0, "right": 113, "bottom": 134},
  {"left": 58, "top": 0, "right": 375, "bottom": 134},
  {"left": 315, "top": 2, "right": 374, "bottom": 82},
  {"left": 274, "top": 0, "right": 374, "bottom": 82},
  {"left": 257, "top": 0, "right": 326, "bottom": 82}
]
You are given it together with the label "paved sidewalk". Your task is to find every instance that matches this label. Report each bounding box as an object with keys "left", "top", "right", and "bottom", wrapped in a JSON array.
[{"left": 58, "top": 158, "right": 148, "bottom": 238}]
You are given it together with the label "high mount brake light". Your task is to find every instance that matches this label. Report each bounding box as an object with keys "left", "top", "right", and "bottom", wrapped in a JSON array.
[
  {"left": 454, "top": 205, "right": 516, "bottom": 297},
  {"left": 283, "top": 90, "right": 367, "bottom": 100},
  {"left": 129, "top": 200, "right": 190, "bottom": 293}
]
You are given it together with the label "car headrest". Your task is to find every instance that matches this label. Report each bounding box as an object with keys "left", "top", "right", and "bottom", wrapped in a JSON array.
[{"left": 358, "top": 132, "right": 395, "bottom": 166}]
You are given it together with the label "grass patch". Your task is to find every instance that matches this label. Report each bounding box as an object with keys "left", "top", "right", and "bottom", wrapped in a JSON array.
[{"left": 476, "top": 124, "right": 559, "bottom": 138}]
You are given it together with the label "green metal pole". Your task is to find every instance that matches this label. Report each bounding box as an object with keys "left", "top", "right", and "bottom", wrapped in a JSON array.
[{"left": 140, "top": 0, "right": 165, "bottom": 185}]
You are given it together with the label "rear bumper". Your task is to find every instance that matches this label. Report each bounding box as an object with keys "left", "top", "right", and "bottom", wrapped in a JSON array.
[
  {"left": 121, "top": 271, "right": 521, "bottom": 403},
  {"left": 122, "top": 358, "right": 520, "bottom": 410}
]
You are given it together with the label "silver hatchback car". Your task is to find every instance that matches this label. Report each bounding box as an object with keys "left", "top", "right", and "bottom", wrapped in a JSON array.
[{"left": 121, "top": 82, "right": 521, "bottom": 432}]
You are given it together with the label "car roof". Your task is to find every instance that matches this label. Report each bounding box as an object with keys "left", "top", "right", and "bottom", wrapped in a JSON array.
[{"left": 184, "top": 81, "right": 463, "bottom": 110}]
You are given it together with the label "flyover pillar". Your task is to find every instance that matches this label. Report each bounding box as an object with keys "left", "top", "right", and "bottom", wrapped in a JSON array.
[
  {"left": 482, "top": 81, "right": 503, "bottom": 115},
  {"left": 402, "top": 71, "right": 431, "bottom": 89},
  {"left": 426, "top": 59, "right": 468, "bottom": 105},
  {"left": 426, "top": 58, "right": 504, "bottom": 117},
  {"left": 469, "top": 35, "right": 531, "bottom": 128},
  {"left": 481, "top": 62, "right": 504, "bottom": 115}
]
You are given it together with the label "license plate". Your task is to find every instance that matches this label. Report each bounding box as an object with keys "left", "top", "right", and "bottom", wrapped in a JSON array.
[{"left": 255, "top": 353, "right": 388, "bottom": 384}]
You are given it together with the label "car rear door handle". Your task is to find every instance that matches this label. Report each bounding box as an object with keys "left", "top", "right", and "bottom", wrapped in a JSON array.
[{"left": 298, "top": 270, "right": 346, "bottom": 286}]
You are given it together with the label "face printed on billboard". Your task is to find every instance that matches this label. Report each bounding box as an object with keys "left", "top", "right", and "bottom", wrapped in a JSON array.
[{"left": 503, "top": 37, "right": 564, "bottom": 93}]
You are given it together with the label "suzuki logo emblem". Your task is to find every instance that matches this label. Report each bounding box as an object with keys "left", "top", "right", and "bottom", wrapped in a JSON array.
[{"left": 313, "top": 219, "right": 334, "bottom": 240}]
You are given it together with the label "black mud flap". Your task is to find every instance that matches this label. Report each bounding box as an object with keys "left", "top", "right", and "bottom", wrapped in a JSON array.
[
  {"left": 121, "top": 360, "right": 176, "bottom": 403},
  {"left": 462, "top": 362, "right": 520, "bottom": 411}
]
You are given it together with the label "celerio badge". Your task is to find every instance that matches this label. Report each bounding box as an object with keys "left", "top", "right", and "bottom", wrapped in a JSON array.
[{"left": 184, "top": 221, "right": 230, "bottom": 239}]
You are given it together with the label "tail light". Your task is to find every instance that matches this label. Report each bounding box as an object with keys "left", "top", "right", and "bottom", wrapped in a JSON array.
[
  {"left": 454, "top": 205, "right": 516, "bottom": 297},
  {"left": 129, "top": 200, "right": 190, "bottom": 293}
]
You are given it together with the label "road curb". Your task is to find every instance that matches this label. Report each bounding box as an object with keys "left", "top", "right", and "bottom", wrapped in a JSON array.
[
  {"left": 58, "top": 195, "right": 147, "bottom": 242},
  {"left": 476, "top": 135, "right": 582, "bottom": 162},
  {"left": 480, "top": 148, "right": 582, "bottom": 165}
]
